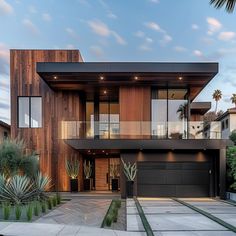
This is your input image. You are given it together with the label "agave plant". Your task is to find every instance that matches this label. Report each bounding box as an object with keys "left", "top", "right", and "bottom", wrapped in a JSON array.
[
  {"left": 65, "top": 158, "right": 80, "bottom": 179},
  {"left": 34, "top": 172, "right": 52, "bottom": 200},
  {"left": 0, "top": 175, "right": 36, "bottom": 205},
  {"left": 83, "top": 160, "right": 92, "bottom": 179},
  {"left": 121, "top": 158, "right": 137, "bottom": 181}
]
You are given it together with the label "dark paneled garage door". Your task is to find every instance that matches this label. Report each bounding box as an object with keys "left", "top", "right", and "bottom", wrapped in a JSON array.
[{"left": 137, "top": 162, "right": 210, "bottom": 197}]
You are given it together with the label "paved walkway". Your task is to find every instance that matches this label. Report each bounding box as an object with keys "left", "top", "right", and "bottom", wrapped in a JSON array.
[
  {"left": 0, "top": 222, "right": 143, "bottom": 236},
  {"left": 126, "top": 198, "right": 236, "bottom": 235},
  {"left": 36, "top": 198, "right": 111, "bottom": 227}
]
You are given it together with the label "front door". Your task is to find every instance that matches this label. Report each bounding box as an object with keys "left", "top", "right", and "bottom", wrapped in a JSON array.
[{"left": 95, "top": 158, "right": 109, "bottom": 190}]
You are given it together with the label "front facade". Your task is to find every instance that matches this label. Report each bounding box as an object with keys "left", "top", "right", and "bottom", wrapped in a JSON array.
[{"left": 10, "top": 49, "right": 229, "bottom": 199}]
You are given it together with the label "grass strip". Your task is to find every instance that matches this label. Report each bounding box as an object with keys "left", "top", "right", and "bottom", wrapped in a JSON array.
[
  {"left": 173, "top": 198, "right": 236, "bottom": 233},
  {"left": 134, "top": 197, "right": 154, "bottom": 236}
]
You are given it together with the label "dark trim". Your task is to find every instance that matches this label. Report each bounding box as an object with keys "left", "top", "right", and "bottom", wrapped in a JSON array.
[
  {"left": 0, "top": 120, "right": 10, "bottom": 129},
  {"left": 65, "top": 139, "right": 230, "bottom": 150}
]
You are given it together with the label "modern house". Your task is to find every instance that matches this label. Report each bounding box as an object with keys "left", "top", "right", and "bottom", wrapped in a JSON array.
[
  {"left": 216, "top": 108, "right": 236, "bottom": 139},
  {"left": 0, "top": 120, "right": 10, "bottom": 143},
  {"left": 10, "top": 49, "right": 230, "bottom": 199}
]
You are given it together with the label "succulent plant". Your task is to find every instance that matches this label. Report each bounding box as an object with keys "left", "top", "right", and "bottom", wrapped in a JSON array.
[
  {"left": 121, "top": 158, "right": 137, "bottom": 181},
  {"left": 65, "top": 158, "right": 80, "bottom": 179},
  {"left": 83, "top": 160, "right": 92, "bottom": 179}
]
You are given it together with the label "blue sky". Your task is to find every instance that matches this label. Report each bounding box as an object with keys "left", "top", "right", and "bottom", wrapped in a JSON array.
[{"left": 0, "top": 0, "right": 236, "bottom": 124}]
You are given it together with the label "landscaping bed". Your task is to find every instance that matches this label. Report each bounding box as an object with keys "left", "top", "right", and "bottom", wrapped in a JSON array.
[{"left": 102, "top": 199, "right": 126, "bottom": 231}]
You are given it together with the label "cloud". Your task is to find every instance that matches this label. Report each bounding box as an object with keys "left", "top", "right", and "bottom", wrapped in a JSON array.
[
  {"left": 207, "top": 17, "right": 222, "bottom": 35},
  {"left": 192, "top": 24, "right": 199, "bottom": 30},
  {"left": 218, "top": 31, "right": 235, "bottom": 41},
  {"left": 193, "top": 50, "right": 204, "bottom": 58},
  {"left": 22, "top": 19, "right": 39, "bottom": 35},
  {"left": 66, "top": 27, "right": 79, "bottom": 40},
  {"left": 88, "top": 19, "right": 126, "bottom": 45},
  {"left": 144, "top": 22, "right": 165, "bottom": 33},
  {"left": 160, "top": 34, "right": 172, "bottom": 45},
  {"left": 201, "top": 37, "right": 215, "bottom": 45},
  {"left": 173, "top": 46, "right": 187, "bottom": 52},
  {"left": 0, "top": 0, "right": 13, "bottom": 15},
  {"left": 98, "top": 0, "right": 117, "bottom": 19},
  {"left": 139, "top": 37, "right": 153, "bottom": 51},
  {"left": 135, "top": 31, "right": 145, "bottom": 38},
  {"left": 90, "top": 45, "right": 105, "bottom": 59},
  {"left": 0, "top": 100, "right": 9, "bottom": 110},
  {"left": 107, "top": 12, "right": 117, "bottom": 19},
  {"left": 148, "top": 0, "right": 159, "bottom": 3},
  {"left": 28, "top": 5, "right": 37, "bottom": 14},
  {"left": 0, "top": 79, "right": 9, "bottom": 92},
  {"left": 66, "top": 44, "right": 76, "bottom": 49},
  {"left": 42, "top": 13, "right": 52, "bottom": 22},
  {"left": 0, "top": 43, "right": 9, "bottom": 75}
]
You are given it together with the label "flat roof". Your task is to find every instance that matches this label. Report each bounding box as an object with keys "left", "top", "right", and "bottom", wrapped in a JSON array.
[
  {"left": 37, "top": 62, "right": 218, "bottom": 101},
  {"left": 190, "top": 102, "right": 211, "bottom": 115}
]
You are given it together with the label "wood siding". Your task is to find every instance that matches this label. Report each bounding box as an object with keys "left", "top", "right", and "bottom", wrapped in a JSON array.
[
  {"left": 119, "top": 86, "right": 151, "bottom": 138},
  {"left": 10, "top": 50, "right": 84, "bottom": 191}
]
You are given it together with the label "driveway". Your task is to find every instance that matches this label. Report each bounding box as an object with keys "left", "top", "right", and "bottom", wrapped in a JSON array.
[{"left": 127, "top": 198, "right": 236, "bottom": 235}]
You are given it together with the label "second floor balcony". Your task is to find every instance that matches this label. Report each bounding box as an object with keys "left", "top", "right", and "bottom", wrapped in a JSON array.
[{"left": 60, "top": 121, "right": 222, "bottom": 140}]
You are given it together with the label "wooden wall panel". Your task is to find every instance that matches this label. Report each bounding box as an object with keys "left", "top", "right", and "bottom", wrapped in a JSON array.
[
  {"left": 119, "top": 86, "right": 151, "bottom": 138},
  {"left": 10, "top": 50, "right": 84, "bottom": 191}
]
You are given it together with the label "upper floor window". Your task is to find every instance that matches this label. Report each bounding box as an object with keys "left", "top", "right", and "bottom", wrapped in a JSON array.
[
  {"left": 225, "top": 119, "right": 229, "bottom": 129},
  {"left": 18, "top": 97, "right": 42, "bottom": 128}
]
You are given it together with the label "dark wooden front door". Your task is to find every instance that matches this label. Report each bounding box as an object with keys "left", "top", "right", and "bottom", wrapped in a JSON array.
[{"left": 95, "top": 158, "right": 109, "bottom": 190}]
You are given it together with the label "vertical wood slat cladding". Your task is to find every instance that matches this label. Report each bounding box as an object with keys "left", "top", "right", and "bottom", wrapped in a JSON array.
[
  {"left": 95, "top": 158, "right": 109, "bottom": 190},
  {"left": 119, "top": 86, "right": 151, "bottom": 138},
  {"left": 10, "top": 50, "right": 84, "bottom": 191}
]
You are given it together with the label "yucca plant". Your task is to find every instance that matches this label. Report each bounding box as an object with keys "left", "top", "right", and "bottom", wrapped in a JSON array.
[
  {"left": 3, "top": 202, "right": 11, "bottom": 220},
  {"left": 121, "top": 158, "right": 137, "bottom": 181},
  {"left": 47, "top": 197, "right": 52, "bottom": 210},
  {"left": 0, "top": 175, "right": 36, "bottom": 205},
  {"left": 65, "top": 158, "right": 80, "bottom": 179},
  {"left": 52, "top": 196, "right": 57, "bottom": 207},
  {"left": 26, "top": 203, "right": 33, "bottom": 221},
  {"left": 15, "top": 204, "right": 22, "bottom": 220},
  {"left": 34, "top": 172, "right": 52, "bottom": 200},
  {"left": 56, "top": 192, "right": 61, "bottom": 204},
  {"left": 83, "top": 160, "right": 92, "bottom": 179}
]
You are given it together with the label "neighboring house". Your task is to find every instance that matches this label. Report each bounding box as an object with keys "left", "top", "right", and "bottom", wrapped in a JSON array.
[
  {"left": 216, "top": 108, "right": 236, "bottom": 139},
  {"left": 0, "top": 120, "right": 10, "bottom": 143},
  {"left": 10, "top": 49, "right": 230, "bottom": 199}
]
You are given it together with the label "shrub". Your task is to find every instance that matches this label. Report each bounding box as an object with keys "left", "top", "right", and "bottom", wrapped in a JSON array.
[
  {"left": 105, "top": 214, "right": 113, "bottom": 227},
  {"left": 52, "top": 196, "right": 57, "bottom": 207},
  {"left": 26, "top": 204, "right": 33, "bottom": 221},
  {"left": 41, "top": 201, "right": 47, "bottom": 213},
  {"left": 226, "top": 146, "right": 236, "bottom": 191},
  {"left": 47, "top": 198, "right": 52, "bottom": 210},
  {"left": 15, "top": 204, "right": 22, "bottom": 220},
  {"left": 3, "top": 203, "right": 11, "bottom": 220},
  {"left": 33, "top": 201, "right": 39, "bottom": 216},
  {"left": 112, "top": 207, "right": 118, "bottom": 222},
  {"left": 114, "top": 200, "right": 121, "bottom": 208},
  {"left": 0, "top": 175, "right": 35, "bottom": 205},
  {"left": 56, "top": 192, "right": 61, "bottom": 204},
  {"left": 34, "top": 172, "right": 52, "bottom": 200}
]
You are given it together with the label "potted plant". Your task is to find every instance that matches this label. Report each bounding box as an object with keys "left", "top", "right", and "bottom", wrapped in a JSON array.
[
  {"left": 121, "top": 158, "right": 137, "bottom": 198},
  {"left": 110, "top": 163, "right": 119, "bottom": 191},
  {"left": 65, "top": 158, "right": 80, "bottom": 192},
  {"left": 83, "top": 160, "right": 92, "bottom": 191}
]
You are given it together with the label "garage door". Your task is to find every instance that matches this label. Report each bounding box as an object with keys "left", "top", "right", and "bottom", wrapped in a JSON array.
[{"left": 137, "top": 162, "right": 210, "bottom": 197}]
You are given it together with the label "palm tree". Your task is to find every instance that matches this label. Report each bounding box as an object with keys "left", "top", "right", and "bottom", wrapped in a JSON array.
[
  {"left": 231, "top": 94, "right": 236, "bottom": 107},
  {"left": 210, "top": 0, "right": 236, "bottom": 13},
  {"left": 212, "top": 89, "right": 222, "bottom": 113}
]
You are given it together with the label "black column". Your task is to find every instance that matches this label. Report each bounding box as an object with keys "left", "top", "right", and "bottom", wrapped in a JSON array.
[
  {"left": 94, "top": 93, "right": 99, "bottom": 139},
  {"left": 219, "top": 148, "right": 226, "bottom": 199}
]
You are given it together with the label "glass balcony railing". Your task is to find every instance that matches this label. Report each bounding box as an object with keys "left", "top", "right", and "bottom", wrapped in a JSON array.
[{"left": 59, "top": 121, "right": 222, "bottom": 140}]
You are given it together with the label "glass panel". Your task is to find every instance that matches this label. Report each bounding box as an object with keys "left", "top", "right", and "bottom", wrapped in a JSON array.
[
  {"left": 152, "top": 89, "right": 167, "bottom": 138},
  {"left": 30, "top": 97, "right": 42, "bottom": 128},
  {"left": 168, "top": 89, "right": 188, "bottom": 139},
  {"left": 18, "top": 97, "right": 30, "bottom": 128},
  {"left": 86, "top": 102, "right": 94, "bottom": 138},
  {"left": 99, "top": 102, "right": 109, "bottom": 139},
  {"left": 110, "top": 102, "right": 119, "bottom": 138}
]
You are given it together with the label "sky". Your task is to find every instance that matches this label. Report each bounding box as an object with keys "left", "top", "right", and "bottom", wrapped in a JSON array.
[{"left": 0, "top": 0, "right": 236, "bottom": 124}]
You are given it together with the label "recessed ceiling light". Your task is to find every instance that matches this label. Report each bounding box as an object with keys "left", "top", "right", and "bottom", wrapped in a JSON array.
[
  {"left": 93, "top": 153, "right": 96, "bottom": 155},
  {"left": 100, "top": 76, "right": 104, "bottom": 80},
  {"left": 178, "top": 76, "right": 183, "bottom": 81},
  {"left": 102, "top": 150, "right": 105, "bottom": 153},
  {"left": 106, "top": 153, "right": 108, "bottom": 155},
  {"left": 88, "top": 150, "right": 91, "bottom": 153},
  {"left": 134, "top": 76, "right": 138, "bottom": 80},
  {"left": 54, "top": 76, "right": 57, "bottom": 80},
  {"left": 103, "top": 90, "right": 107, "bottom": 94}
]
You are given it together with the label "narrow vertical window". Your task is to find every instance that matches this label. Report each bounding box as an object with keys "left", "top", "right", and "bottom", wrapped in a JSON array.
[
  {"left": 18, "top": 97, "right": 30, "bottom": 127},
  {"left": 31, "top": 97, "right": 42, "bottom": 128}
]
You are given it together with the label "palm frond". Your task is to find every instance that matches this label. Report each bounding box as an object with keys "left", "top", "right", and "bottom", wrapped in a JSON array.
[{"left": 210, "top": 0, "right": 236, "bottom": 13}]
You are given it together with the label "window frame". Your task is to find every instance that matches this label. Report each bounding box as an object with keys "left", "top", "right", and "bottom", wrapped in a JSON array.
[{"left": 17, "top": 96, "right": 42, "bottom": 128}]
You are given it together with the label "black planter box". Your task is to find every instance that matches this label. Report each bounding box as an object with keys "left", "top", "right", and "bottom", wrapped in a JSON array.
[
  {"left": 126, "top": 181, "right": 134, "bottom": 198},
  {"left": 111, "top": 178, "right": 119, "bottom": 191},
  {"left": 84, "top": 178, "right": 91, "bottom": 191},
  {"left": 70, "top": 178, "right": 78, "bottom": 192}
]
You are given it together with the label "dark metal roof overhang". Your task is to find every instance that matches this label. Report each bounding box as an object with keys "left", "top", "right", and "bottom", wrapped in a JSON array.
[
  {"left": 190, "top": 102, "right": 211, "bottom": 115},
  {"left": 65, "top": 139, "right": 230, "bottom": 151},
  {"left": 37, "top": 62, "right": 218, "bottom": 100}
]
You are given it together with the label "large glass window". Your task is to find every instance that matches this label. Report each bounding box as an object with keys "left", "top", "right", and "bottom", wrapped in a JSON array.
[
  {"left": 18, "top": 97, "right": 42, "bottom": 128},
  {"left": 152, "top": 89, "right": 189, "bottom": 139},
  {"left": 86, "top": 102, "right": 94, "bottom": 138}
]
